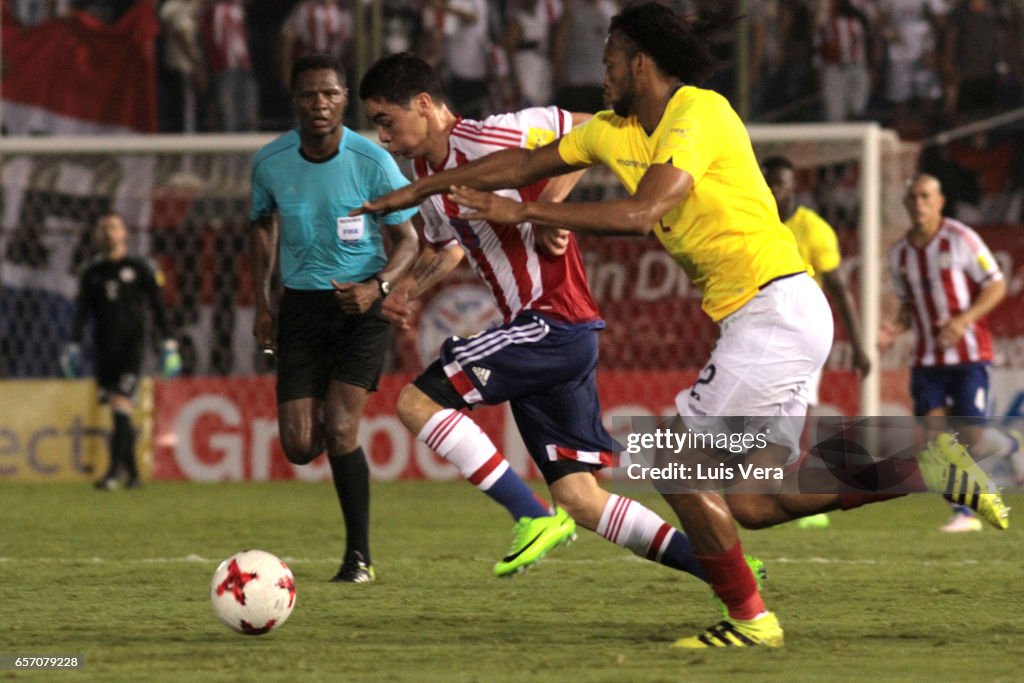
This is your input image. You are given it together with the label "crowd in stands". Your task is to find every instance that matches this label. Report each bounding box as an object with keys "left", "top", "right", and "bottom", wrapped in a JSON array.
[{"left": 3, "top": 0, "right": 1023, "bottom": 225}]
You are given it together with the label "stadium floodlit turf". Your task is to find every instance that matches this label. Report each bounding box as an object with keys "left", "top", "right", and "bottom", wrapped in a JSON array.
[{"left": 2, "top": 481, "right": 1022, "bottom": 681}]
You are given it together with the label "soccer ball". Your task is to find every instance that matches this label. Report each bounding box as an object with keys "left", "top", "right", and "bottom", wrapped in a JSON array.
[{"left": 210, "top": 550, "right": 296, "bottom": 635}]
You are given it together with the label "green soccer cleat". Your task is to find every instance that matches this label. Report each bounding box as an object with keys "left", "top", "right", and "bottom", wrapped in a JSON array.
[
  {"left": 673, "top": 611, "right": 784, "bottom": 649},
  {"left": 917, "top": 433, "right": 1010, "bottom": 530},
  {"left": 713, "top": 556, "right": 767, "bottom": 618},
  {"left": 493, "top": 507, "right": 576, "bottom": 578}
]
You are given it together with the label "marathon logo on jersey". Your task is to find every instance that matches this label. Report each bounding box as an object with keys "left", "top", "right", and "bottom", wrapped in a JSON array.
[
  {"left": 337, "top": 216, "right": 365, "bottom": 242},
  {"left": 665, "top": 118, "right": 696, "bottom": 152},
  {"left": 525, "top": 127, "right": 556, "bottom": 150},
  {"left": 615, "top": 159, "right": 648, "bottom": 170}
]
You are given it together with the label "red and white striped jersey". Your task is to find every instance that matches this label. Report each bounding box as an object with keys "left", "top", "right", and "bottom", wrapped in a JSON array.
[
  {"left": 203, "top": 0, "right": 251, "bottom": 73},
  {"left": 814, "top": 0, "right": 876, "bottom": 67},
  {"left": 416, "top": 107, "right": 601, "bottom": 325},
  {"left": 888, "top": 218, "right": 1003, "bottom": 367},
  {"left": 283, "top": 1, "right": 353, "bottom": 61}
]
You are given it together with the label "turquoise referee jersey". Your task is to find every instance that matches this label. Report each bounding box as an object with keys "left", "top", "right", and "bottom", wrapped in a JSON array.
[{"left": 250, "top": 128, "right": 417, "bottom": 290}]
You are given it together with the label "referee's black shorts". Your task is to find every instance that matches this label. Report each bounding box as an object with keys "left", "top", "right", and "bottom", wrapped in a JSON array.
[{"left": 275, "top": 288, "right": 391, "bottom": 403}]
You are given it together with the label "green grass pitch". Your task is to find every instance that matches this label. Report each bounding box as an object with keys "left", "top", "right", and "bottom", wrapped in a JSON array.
[{"left": 2, "top": 482, "right": 1022, "bottom": 681}]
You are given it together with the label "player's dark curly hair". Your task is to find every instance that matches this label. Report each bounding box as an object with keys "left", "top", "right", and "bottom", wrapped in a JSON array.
[
  {"left": 358, "top": 52, "right": 446, "bottom": 105},
  {"left": 609, "top": 2, "right": 729, "bottom": 86}
]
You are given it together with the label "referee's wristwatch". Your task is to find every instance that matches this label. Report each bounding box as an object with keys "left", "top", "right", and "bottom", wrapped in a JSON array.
[{"left": 371, "top": 274, "right": 391, "bottom": 298}]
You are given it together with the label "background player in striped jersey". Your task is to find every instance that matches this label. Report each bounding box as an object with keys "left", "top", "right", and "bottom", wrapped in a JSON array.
[
  {"left": 763, "top": 154, "right": 871, "bottom": 530},
  {"left": 250, "top": 54, "right": 419, "bottom": 583},
  {"left": 880, "top": 173, "right": 1017, "bottom": 532},
  {"left": 357, "top": 52, "right": 719, "bottom": 582},
  {"left": 358, "top": 4, "right": 1009, "bottom": 648},
  {"left": 278, "top": 0, "right": 353, "bottom": 92}
]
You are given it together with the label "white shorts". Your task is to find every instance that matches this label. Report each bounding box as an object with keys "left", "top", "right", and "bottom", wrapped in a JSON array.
[{"left": 675, "top": 273, "right": 833, "bottom": 455}]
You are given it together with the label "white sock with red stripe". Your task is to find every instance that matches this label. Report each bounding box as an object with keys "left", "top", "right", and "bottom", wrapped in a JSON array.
[
  {"left": 596, "top": 494, "right": 707, "bottom": 581},
  {"left": 418, "top": 409, "right": 549, "bottom": 520}
]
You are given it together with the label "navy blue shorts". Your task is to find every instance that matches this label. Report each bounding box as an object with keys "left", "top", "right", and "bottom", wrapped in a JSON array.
[
  {"left": 910, "top": 362, "right": 991, "bottom": 417},
  {"left": 415, "top": 312, "right": 618, "bottom": 484}
]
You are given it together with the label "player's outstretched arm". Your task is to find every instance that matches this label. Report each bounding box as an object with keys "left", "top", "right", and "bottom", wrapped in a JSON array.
[
  {"left": 453, "top": 162, "right": 693, "bottom": 236},
  {"left": 353, "top": 143, "right": 577, "bottom": 217}
]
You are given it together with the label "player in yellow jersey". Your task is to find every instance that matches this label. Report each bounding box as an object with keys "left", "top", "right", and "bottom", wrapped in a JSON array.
[
  {"left": 762, "top": 154, "right": 872, "bottom": 530},
  {"left": 763, "top": 155, "right": 871, "bottom": 382},
  {"left": 357, "top": 2, "right": 1008, "bottom": 649}
]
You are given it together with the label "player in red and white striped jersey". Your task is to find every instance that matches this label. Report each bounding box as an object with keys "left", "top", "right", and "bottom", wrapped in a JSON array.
[
  {"left": 881, "top": 173, "right": 1007, "bottom": 531},
  {"left": 887, "top": 217, "right": 1001, "bottom": 368},
  {"left": 414, "top": 109, "right": 598, "bottom": 325},
  {"left": 357, "top": 52, "right": 714, "bottom": 582},
  {"left": 203, "top": 0, "right": 251, "bottom": 74},
  {"left": 279, "top": 0, "right": 353, "bottom": 88},
  {"left": 201, "top": 0, "right": 258, "bottom": 131}
]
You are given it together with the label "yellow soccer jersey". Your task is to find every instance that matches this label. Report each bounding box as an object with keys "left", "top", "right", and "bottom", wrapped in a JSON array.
[
  {"left": 784, "top": 206, "right": 841, "bottom": 288},
  {"left": 558, "top": 86, "right": 807, "bottom": 320}
]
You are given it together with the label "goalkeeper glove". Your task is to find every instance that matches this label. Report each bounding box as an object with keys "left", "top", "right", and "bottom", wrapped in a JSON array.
[
  {"left": 60, "top": 343, "right": 82, "bottom": 378},
  {"left": 161, "top": 339, "right": 183, "bottom": 378}
]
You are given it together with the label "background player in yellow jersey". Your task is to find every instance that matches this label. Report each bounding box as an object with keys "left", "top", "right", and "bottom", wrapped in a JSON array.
[
  {"left": 763, "top": 154, "right": 871, "bottom": 530},
  {"left": 357, "top": 1, "right": 1008, "bottom": 649},
  {"left": 762, "top": 155, "right": 871, "bottom": 382}
]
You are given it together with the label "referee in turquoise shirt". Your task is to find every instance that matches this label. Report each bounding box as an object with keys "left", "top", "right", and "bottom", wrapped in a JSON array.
[{"left": 250, "top": 54, "right": 418, "bottom": 583}]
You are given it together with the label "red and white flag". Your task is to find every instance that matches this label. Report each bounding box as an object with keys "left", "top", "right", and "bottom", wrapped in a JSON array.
[{"left": 1, "top": 2, "right": 160, "bottom": 134}]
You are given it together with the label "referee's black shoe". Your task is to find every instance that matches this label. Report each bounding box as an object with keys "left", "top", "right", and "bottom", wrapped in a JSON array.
[{"left": 330, "top": 551, "right": 375, "bottom": 583}]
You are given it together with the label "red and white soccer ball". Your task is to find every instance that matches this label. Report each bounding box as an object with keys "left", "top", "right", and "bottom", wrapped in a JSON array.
[{"left": 210, "top": 550, "right": 296, "bottom": 635}]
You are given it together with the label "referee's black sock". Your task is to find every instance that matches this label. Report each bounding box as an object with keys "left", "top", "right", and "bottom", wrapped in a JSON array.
[
  {"left": 328, "top": 446, "right": 371, "bottom": 563},
  {"left": 113, "top": 411, "right": 138, "bottom": 482}
]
